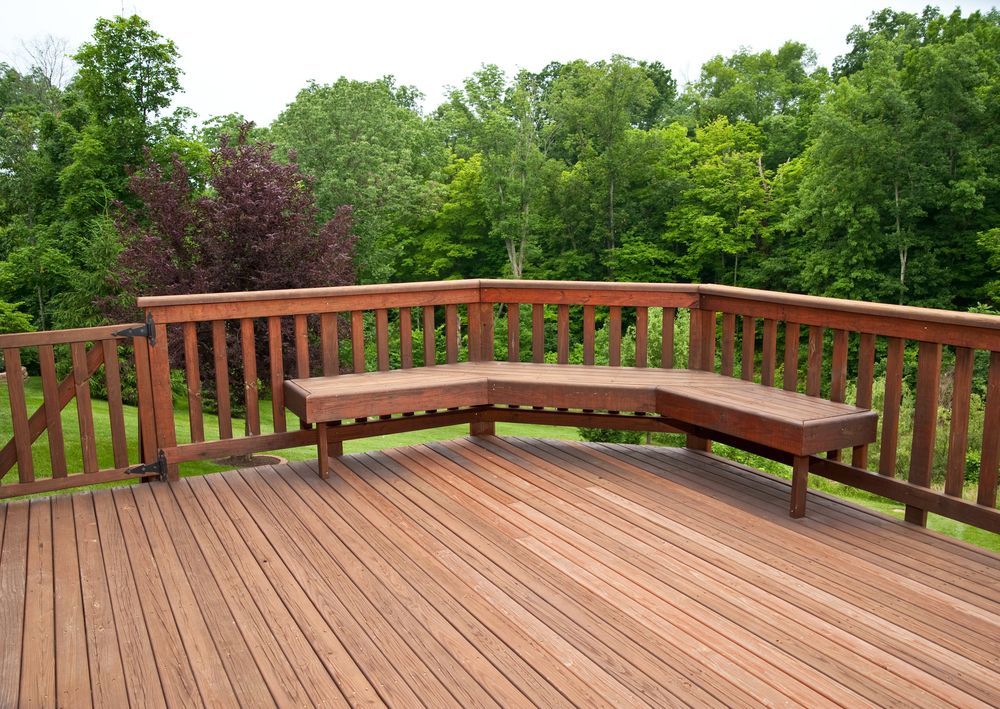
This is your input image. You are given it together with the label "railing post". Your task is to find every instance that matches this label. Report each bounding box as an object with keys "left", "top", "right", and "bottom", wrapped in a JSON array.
[
  {"left": 469, "top": 297, "right": 495, "bottom": 437},
  {"left": 145, "top": 314, "right": 180, "bottom": 481},
  {"left": 685, "top": 303, "right": 716, "bottom": 452}
]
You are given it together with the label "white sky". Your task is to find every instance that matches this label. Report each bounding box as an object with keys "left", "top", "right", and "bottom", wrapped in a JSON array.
[{"left": 2, "top": 0, "right": 996, "bottom": 125}]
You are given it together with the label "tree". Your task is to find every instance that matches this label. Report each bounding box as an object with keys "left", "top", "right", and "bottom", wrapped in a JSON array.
[
  {"left": 685, "top": 42, "right": 830, "bottom": 167},
  {"left": 545, "top": 57, "right": 659, "bottom": 272},
  {"left": 111, "top": 127, "right": 357, "bottom": 407},
  {"left": 664, "top": 118, "right": 774, "bottom": 285},
  {"left": 438, "top": 66, "right": 557, "bottom": 277},
  {"left": 114, "top": 127, "right": 356, "bottom": 302},
  {"left": 269, "top": 77, "right": 447, "bottom": 283},
  {"left": 73, "top": 15, "right": 181, "bottom": 125}
]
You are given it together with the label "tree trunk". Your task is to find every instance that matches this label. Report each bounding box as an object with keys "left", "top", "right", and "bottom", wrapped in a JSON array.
[{"left": 895, "top": 181, "right": 907, "bottom": 305}]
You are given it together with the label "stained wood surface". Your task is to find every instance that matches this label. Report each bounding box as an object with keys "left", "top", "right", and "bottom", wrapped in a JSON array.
[
  {"left": 2, "top": 440, "right": 998, "bottom": 707},
  {"left": 285, "top": 362, "right": 876, "bottom": 458}
]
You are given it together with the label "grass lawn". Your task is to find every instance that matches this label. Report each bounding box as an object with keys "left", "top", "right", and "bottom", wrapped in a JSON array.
[{"left": 2, "top": 376, "right": 998, "bottom": 553}]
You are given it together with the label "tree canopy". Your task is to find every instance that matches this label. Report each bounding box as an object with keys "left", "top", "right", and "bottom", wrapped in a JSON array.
[{"left": 1, "top": 5, "right": 999, "bottom": 338}]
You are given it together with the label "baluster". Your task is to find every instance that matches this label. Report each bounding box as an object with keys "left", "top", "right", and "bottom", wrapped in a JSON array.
[
  {"left": 101, "top": 340, "right": 129, "bottom": 468},
  {"left": 760, "top": 319, "right": 777, "bottom": 386},
  {"left": 783, "top": 322, "right": 800, "bottom": 392},
  {"left": 741, "top": 316, "right": 755, "bottom": 381},
  {"left": 3, "top": 348, "right": 34, "bottom": 482},
  {"left": 211, "top": 321, "right": 233, "bottom": 440},
  {"left": 399, "top": 308, "right": 412, "bottom": 369},
  {"left": 320, "top": 312, "right": 339, "bottom": 375},
  {"left": 507, "top": 304, "right": 520, "bottom": 362},
  {"left": 609, "top": 306, "right": 622, "bottom": 367},
  {"left": 852, "top": 333, "right": 876, "bottom": 468},
  {"left": 905, "top": 341, "right": 942, "bottom": 525},
  {"left": 557, "top": 305, "right": 569, "bottom": 365},
  {"left": 661, "top": 308, "right": 675, "bottom": 369},
  {"left": 71, "top": 342, "right": 98, "bottom": 474},
  {"left": 375, "top": 309, "right": 390, "bottom": 371},
  {"left": 806, "top": 326, "right": 823, "bottom": 396},
  {"left": 721, "top": 312, "right": 736, "bottom": 377},
  {"left": 423, "top": 306, "right": 436, "bottom": 367},
  {"left": 827, "top": 329, "right": 849, "bottom": 461},
  {"left": 294, "top": 314, "right": 309, "bottom": 378},
  {"left": 445, "top": 304, "right": 458, "bottom": 364},
  {"left": 944, "top": 347, "right": 973, "bottom": 497},
  {"left": 531, "top": 304, "right": 545, "bottom": 363},
  {"left": 37, "top": 345, "right": 67, "bottom": 477},
  {"left": 978, "top": 351, "right": 1000, "bottom": 507},
  {"left": 583, "top": 306, "right": 595, "bottom": 366},
  {"left": 267, "top": 317, "right": 286, "bottom": 433},
  {"left": 182, "top": 322, "right": 204, "bottom": 443},
  {"left": 240, "top": 319, "right": 260, "bottom": 436},
  {"left": 635, "top": 307, "right": 648, "bottom": 368},
  {"left": 351, "top": 311, "right": 365, "bottom": 373},
  {"left": 878, "top": 337, "right": 905, "bottom": 477}
]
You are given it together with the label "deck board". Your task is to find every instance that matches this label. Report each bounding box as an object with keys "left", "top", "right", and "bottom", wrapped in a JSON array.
[{"left": 2, "top": 437, "right": 999, "bottom": 708}]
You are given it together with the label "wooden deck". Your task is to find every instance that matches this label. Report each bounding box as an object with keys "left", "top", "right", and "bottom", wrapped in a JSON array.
[{"left": 2, "top": 437, "right": 998, "bottom": 707}]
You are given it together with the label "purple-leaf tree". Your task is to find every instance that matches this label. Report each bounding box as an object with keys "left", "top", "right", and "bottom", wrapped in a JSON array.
[{"left": 111, "top": 125, "right": 356, "bottom": 413}]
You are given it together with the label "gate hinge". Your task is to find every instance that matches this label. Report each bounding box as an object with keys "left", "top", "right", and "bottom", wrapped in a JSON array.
[
  {"left": 113, "top": 313, "right": 155, "bottom": 346},
  {"left": 125, "top": 450, "right": 167, "bottom": 481}
]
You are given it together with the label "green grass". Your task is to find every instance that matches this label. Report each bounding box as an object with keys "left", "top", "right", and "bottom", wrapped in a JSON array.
[
  {"left": 0, "top": 376, "right": 579, "bottom": 489},
  {"left": 707, "top": 442, "right": 1000, "bottom": 552},
  {"left": 2, "top": 376, "right": 998, "bottom": 553}
]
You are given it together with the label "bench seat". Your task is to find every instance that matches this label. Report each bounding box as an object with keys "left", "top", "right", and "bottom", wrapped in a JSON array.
[{"left": 284, "top": 362, "right": 877, "bottom": 517}]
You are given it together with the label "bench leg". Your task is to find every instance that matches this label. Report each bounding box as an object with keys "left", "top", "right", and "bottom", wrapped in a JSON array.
[
  {"left": 470, "top": 420, "right": 495, "bottom": 437},
  {"left": 685, "top": 434, "right": 712, "bottom": 452},
  {"left": 790, "top": 455, "right": 809, "bottom": 518},
  {"left": 316, "top": 421, "right": 330, "bottom": 479}
]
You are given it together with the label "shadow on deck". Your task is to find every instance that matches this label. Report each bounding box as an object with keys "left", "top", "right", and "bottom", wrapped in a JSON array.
[{"left": 2, "top": 437, "right": 999, "bottom": 707}]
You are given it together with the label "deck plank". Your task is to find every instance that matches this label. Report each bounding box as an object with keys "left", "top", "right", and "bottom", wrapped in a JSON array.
[
  {"left": 72, "top": 494, "right": 129, "bottom": 707},
  {"left": 1, "top": 502, "right": 28, "bottom": 707},
  {"left": 109, "top": 487, "right": 203, "bottom": 709},
  {"left": 91, "top": 490, "right": 166, "bottom": 708},
  {"left": 127, "top": 484, "right": 242, "bottom": 706},
  {"left": 225, "top": 466, "right": 459, "bottom": 706},
  {"left": 418, "top": 441, "right": 855, "bottom": 706},
  {"left": 2, "top": 438, "right": 999, "bottom": 707},
  {"left": 256, "top": 465, "right": 514, "bottom": 707},
  {"left": 50, "top": 496, "right": 92, "bottom": 708},
  {"left": 141, "top": 483, "right": 274, "bottom": 706},
  {"left": 19, "top": 500, "right": 55, "bottom": 707},
  {"left": 157, "top": 482, "right": 319, "bottom": 707},
  {"left": 483, "top": 438, "right": 980, "bottom": 705}
]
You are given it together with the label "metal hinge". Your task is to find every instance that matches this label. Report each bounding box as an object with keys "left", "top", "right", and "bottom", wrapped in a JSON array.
[
  {"left": 113, "top": 313, "right": 156, "bottom": 346},
  {"left": 125, "top": 450, "right": 167, "bottom": 481}
]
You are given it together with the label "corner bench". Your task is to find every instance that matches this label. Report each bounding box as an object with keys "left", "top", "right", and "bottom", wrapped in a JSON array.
[{"left": 284, "top": 362, "right": 877, "bottom": 518}]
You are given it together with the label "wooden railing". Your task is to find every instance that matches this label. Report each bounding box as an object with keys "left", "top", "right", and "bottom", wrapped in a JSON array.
[
  {"left": 1, "top": 280, "right": 998, "bottom": 535},
  {"left": 0, "top": 324, "right": 158, "bottom": 497}
]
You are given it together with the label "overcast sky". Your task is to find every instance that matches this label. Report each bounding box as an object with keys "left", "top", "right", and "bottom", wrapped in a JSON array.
[{"left": 2, "top": 1, "right": 995, "bottom": 126}]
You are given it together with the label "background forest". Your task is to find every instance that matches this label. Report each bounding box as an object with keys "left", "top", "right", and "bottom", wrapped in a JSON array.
[{"left": 2, "top": 5, "right": 1000, "bottom": 337}]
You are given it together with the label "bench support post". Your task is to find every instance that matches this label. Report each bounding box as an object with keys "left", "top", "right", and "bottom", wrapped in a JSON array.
[
  {"left": 470, "top": 420, "right": 495, "bottom": 437},
  {"left": 790, "top": 455, "right": 809, "bottom": 518},
  {"left": 316, "top": 421, "right": 330, "bottom": 479},
  {"left": 685, "top": 435, "right": 712, "bottom": 453}
]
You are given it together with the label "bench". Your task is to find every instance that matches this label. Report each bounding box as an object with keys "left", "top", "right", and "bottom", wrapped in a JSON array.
[{"left": 284, "top": 362, "right": 877, "bottom": 518}]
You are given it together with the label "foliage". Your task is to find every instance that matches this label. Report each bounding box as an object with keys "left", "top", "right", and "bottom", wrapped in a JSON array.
[
  {"left": 0, "top": 299, "right": 33, "bottom": 333},
  {"left": 269, "top": 77, "right": 447, "bottom": 283},
  {"left": 111, "top": 127, "right": 357, "bottom": 410}
]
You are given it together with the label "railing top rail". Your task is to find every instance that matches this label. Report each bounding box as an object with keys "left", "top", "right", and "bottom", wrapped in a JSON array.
[
  {"left": 480, "top": 279, "right": 698, "bottom": 294},
  {"left": 0, "top": 323, "right": 140, "bottom": 349},
  {"left": 136, "top": 279, "right": 483, "bottom": 308},
  {"left": 699, "top": 284, "right": 1000, "bottom": 332}
]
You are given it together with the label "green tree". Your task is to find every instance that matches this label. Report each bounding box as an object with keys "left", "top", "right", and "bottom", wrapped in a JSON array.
[
  {"left": 270, "top": 77, "right": 447, "bottom": 283},
  {"left": 686, "top": 42, "right": 830, "bottom": 168},
  {"left": 438, "top": 66, "right": 557, "bottom": 277}
]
